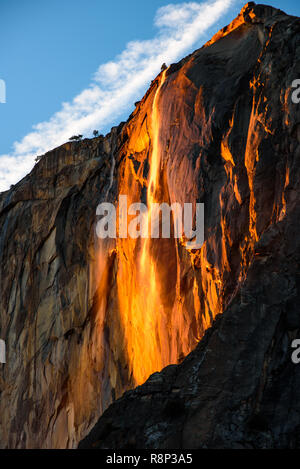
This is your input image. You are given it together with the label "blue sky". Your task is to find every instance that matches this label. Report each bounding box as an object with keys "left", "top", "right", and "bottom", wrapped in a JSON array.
[{"left": 0, "top": 0, "right": 299, "bottom": 190}]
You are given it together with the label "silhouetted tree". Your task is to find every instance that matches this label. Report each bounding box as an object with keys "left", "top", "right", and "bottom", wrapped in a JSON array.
[{"left": 69, "top": 135, "right": 83, "bottom": 141}]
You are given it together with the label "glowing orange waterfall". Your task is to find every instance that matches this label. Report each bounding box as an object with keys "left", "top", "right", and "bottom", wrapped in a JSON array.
[
  {"left": 115, "top": 68, "right": 211, "bottom": 387},
  {"left": 114, "top": 60, "right": 262, "bottom": 389},
  {"left": 116, "top": 71, "right": 170, "bottom": 385}
]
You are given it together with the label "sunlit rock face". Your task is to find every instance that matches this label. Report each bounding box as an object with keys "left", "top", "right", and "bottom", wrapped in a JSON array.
[
  {"left": 1, "top": 2, "right": 300, "bottom": 448},
  {"left": 0, "top": 134, "right": 125, "bottom": 448}
]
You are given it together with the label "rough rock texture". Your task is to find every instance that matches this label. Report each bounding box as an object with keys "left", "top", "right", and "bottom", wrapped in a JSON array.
[
  {"left": 1, "top": 2, "right": 300, "bottom": 449},
  {"left": 80, "top": 3, "right": 300, "bottom": 449},
  {"left": 79, "top": 214, "right": 300, "bottom": 448},
  {"left": 0, "top": 131, "right": 126, "bottom": 448}
]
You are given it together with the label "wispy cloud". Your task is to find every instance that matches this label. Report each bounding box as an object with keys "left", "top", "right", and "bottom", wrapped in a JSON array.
[{"left": 0, "top": 0, "right": 235, "bottom": 192}]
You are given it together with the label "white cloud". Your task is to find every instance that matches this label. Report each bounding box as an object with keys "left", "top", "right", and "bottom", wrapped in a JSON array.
[{"left": 0, "top": 0, "right": 235, "bottom": 192}]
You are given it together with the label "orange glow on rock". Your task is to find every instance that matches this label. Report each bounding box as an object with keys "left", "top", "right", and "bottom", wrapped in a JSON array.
[{"left": 116, "top": 71, "right": 177, "bottom": 385}]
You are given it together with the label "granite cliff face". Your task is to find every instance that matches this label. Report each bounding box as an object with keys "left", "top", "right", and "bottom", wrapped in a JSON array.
[
  {"left": 0, "top": 132, "right": 124, "bottom": 448},
  {"left": 1, "top": 2, "right": 300, "bottom": 449}
]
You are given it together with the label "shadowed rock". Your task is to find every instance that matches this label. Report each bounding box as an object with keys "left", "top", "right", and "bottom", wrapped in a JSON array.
[{"left": 1, "top": 2, "right": 300, "bottom": 449}]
